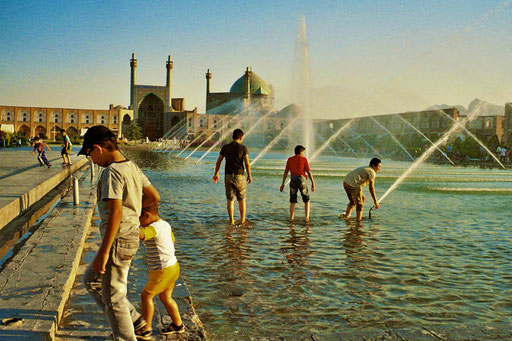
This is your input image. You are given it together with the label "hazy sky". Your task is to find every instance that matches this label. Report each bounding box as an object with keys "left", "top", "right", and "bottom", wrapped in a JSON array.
[{"left": 1, "top": 0, "right": 511, "bottom": 119}]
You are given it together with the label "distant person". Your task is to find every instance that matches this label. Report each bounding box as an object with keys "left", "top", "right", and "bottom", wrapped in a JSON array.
[
  {"left": 500, "top": 147, "right": 506, "bottom": 162},
  {"left": 60, "top": 130, "right": 72, "bottom": 166},
  {"left": 342, "top": 158, "right": 382, "bottom": 221},
  {"left": 212, "top": 128, "right": 252, "bottom": 225},
  {"left": 136, "top": 203, "right": 184, "bottom": 339},
  {"left": 279, "top": 145, "right": 316, "bottom": 222},
  {"left": 31, "top": 136, "right": 52, "bottom": 168},
  {"left": 79, "top": 125, "right": 161, "bottom": 341}
]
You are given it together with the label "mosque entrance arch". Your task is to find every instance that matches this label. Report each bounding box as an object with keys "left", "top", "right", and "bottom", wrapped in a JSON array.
[{"left": 138, "top": 93, "right": 164, "bottom": 140}]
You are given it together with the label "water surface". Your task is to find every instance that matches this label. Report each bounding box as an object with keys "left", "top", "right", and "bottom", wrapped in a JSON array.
[{"left": 125, "top": 149, "right": 512, "bottom": 338}]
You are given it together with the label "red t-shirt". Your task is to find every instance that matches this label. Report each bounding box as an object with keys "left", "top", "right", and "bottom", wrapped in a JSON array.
[{"left": 285, "top": 155, "right": 310, "bottom": 177}]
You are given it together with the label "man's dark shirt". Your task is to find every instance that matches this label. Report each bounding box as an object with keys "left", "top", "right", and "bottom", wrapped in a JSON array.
[{"left": 220, "top": 141, "right": 248, "bottom": 175}]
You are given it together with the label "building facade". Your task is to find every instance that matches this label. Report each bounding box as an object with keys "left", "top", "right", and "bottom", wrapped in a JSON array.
[
  {"left": 0, "top": 104, "right": 133, "bottom": 140},
  {"left": 129, "top": 54, "right": 196, "bottom": 140}
]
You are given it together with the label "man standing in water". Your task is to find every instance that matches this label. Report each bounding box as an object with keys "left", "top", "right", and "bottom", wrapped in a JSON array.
[
  {"left": 343, "top": 158, "right": 381, "bottom": 221},
  {"left": 212, "top": 129, "right": 252, "bottom": 225},
  {"left": 280, "top": 145, "right": 315, "bottom": 222}
]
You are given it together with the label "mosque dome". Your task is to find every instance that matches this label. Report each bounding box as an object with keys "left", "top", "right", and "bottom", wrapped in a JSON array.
[{"left": 230, "top": 71, "right": 272, "bottom": 95}]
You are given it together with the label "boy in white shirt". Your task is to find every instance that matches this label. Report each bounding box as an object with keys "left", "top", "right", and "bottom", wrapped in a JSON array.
[{"left": 136, "top": 203, "right": 184, "bottom": 339}]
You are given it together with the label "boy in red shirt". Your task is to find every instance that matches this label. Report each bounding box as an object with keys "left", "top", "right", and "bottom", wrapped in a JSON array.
[{"left": 279, "top": 145, "right": 316, "bottom": 222}]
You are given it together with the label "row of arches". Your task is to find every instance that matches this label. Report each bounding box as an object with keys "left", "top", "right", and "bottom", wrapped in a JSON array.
[{"left": 16, "top": 125, "right": 81, "bottom": 139}]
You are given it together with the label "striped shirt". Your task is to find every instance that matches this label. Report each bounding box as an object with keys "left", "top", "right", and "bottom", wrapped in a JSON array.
[{"left": 140, "top": 219, "right": 177, "bottom": 271}]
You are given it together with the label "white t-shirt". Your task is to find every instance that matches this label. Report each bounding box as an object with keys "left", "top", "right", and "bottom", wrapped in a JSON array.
[
  {"left": 140, "top": 219, "right": 177, "bottom": 271},
  {"left": 97, "top": 160, "right": 151, "bottom": 238},
  {"left": 344, "top": 166, "right": 376, "bottom": 189}
]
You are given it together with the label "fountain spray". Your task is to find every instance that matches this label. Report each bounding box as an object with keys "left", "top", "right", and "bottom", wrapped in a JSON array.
[
  {"left": 293, "top": 15, "right": 314, "bottom": 158},
  {"left": 397, "top": 115, "right": 455, "bottom": 165}
]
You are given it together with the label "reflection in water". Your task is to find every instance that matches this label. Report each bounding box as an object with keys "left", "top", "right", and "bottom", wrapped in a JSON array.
[{"left": 280, "top": 224, "right": 313, "bottom": 286}]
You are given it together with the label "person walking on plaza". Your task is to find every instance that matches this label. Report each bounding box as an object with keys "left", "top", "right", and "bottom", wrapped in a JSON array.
[
  {"left": 31, "top": 136, "right": 52, "bottom": 168},
  {"left": 342, "top": 158, "right": 381, "bottom": 222},
  {"left": 136, "top": 203, "right": 184, "bottom": 339},
  {"left": 79, "top": 125, "right": 160, "bottom": 341},
  {"left": 61, "top": 129, "right": 73, "bottom": 166},
  {"left": 212, "top": 128, "right": 252, "bottom": 225},
  {"left": 279, "top": 145, "right": 315, "bottom": 222}
]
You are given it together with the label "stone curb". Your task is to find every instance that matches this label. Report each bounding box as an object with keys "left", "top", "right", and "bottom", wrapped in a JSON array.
[
  {"left": 0, "top": 167, "right": 95, "bottom": 340},
  {"left": 0, "top": 156, "right": 89, "bottom": 231}
]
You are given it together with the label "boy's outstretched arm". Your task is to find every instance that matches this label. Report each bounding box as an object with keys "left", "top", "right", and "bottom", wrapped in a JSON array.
[
  {"left": 93, "top": 198, "right": 123, "bottom": 274},
  {"left": 306, "top": 170, "right": 316, "bottom": 192},
  {"left": 142, "top": 184, "right": 160, "bottom": 209}
]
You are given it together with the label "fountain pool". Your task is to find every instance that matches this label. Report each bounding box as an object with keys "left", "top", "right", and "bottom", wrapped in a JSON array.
[{"left": 125, "top": 148, "right": 512, "bottom": 339}]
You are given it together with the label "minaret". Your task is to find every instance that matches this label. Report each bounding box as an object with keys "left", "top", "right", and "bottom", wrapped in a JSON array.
[
  {"left": 206, "top": 69, "right": 212, "bottom": 94},
  {"left": 205, "top": 69, "right": 212, "bottom": 112},
  {"left": 243, "top": 67, "right": 251, "bottom": 100},
  {"left": 130, "top": 53, "right": 137, "bottom": 110},
  {"left": 166, "top": 55, "right": 173, "bottom": 111}
]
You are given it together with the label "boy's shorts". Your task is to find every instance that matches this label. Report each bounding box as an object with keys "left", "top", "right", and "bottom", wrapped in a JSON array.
[
  {"left": 290, "top": 175, "right": 310, "bottom": 203},
  {"left": 144, "top": 262, "right": 180, "bottom": 295},
  {"left": 224, "top": 174, "right": 247, "bottom": 201},
  {"left": 343, "top": 182, "right": 364, "bottom": 209},
  {"left": 61, "top": 146, "right": 71, "bottom": 155}
]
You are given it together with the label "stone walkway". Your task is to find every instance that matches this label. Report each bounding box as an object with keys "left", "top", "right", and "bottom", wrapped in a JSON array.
[{"left": 0, "top": 146, "right": 87, "bottom": 231}]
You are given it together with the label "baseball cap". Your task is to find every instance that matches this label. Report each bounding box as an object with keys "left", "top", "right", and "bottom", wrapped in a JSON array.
[{"left": 78, "top": 125, "right": 117, "bottom": 155}]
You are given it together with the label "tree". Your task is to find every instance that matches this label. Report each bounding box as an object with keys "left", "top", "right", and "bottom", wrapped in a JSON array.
[{"left": 125, "top": 121, "right": 142, "bottom": 141}]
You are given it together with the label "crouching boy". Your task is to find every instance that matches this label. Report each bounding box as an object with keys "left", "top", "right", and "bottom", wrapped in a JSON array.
[{"left": 136, "top": 203, "right": 184, "bottom": 339}]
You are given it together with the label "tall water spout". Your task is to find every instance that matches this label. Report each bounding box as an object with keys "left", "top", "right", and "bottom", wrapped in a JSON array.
[{"left": 292, "top": 15, "right": 314, "bottom": 158}]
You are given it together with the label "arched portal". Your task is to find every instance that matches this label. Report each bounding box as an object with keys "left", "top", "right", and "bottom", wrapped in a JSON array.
[
  {"left": 121, "top": 114, "right": 131, "bottom": 136},
  {"left": 18, "top": 125, "right": 30, "bottom": 136},
  {"left": 51, "top": 125, "right": 62, "bottom": 140},
  {"left": 66, "top": 126, "right": 78, "bottom": 140},
  {"left": 35, "top": 125, "right": 46, "bottom": 138},
  {"left": 138, "top": 94, "right": 164, "bottom": 140}
]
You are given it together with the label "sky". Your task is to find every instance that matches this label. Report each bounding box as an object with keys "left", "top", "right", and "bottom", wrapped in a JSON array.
[{"left": 1, "top": 0, "right": 511, "bottom": 119}]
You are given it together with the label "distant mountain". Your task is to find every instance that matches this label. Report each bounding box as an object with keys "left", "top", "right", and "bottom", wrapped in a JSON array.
[
  {"left": 467, "top": 98, "right": 504, "bottom": 116},
  {"left": 426, "top": 104, "right": 467, "bottom": 115},
  {"left": 426, "top": 98, "right": 504, "bottom": 116}
]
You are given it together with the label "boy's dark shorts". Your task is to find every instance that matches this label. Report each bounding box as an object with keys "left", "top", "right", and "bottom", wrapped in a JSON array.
[
  {"left": 344, "top": 182, "right": 364, "bottom": 209},
  {"left": 290, "top": 175, "right": 310, "bottom": 203},
  {"left": 225, "top": 174, "right": 247, "bottom": 201},
  {"left": 61, "top": 147, "right": 71, "bottom": 155}
]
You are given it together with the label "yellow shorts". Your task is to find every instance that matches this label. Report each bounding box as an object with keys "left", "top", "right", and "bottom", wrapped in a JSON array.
[{"left": 144, "top": 262, "right": 180, "bottom": 295}]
